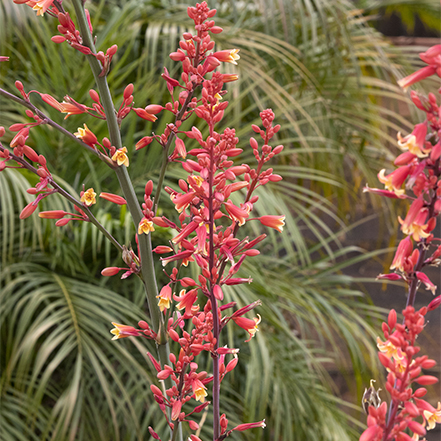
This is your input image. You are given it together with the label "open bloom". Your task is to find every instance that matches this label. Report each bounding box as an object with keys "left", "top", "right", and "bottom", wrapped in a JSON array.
[
  {"left": 225, "top": 200, "right": 249, "bottom": 226},
  {"left": 110, "top": 322, "right": 140, "bottom": 340},
  {"left": 80, "top": 188, "right": 96, "bottom": 206},
  {"left": 398, "top": 198, "right": 430, "bottom": 241},
  {"left": 259, "top": 215, "right": 285, "bottom": 232},
  {"left": 397, "top": 123, "right": 429, "bottom": 158},
  {"left": 390, "top": 236, "right": 413, "bottom": 272},
  {"left": 212, "top": 49, "right": 240, "bottom": 65},
  {"left": 378, "top": 167, "right": 409, "bottom": 196},
  {"left": 191, "top": 379, "right": 208, "bottom": 402},
  {"left": 423, "top": 402, "right": 441, "bottom": 430},
  {"left": 75, "top": 124, "right": 97, "bottom": 147},
  {"left": 232, "top": 314, "right": 261, "bottom": 342},
  {"left": 138, "top": 218, "right": 155, "bottom": 235},
  {"left": 157, "top": 285, "right": 172, "bottom": 312},
  {"left": 112, "top": 147, "right": 129, "bottom": 167},
  {"left": 29, "top": 0, "right": 55, "bottom": 16}
]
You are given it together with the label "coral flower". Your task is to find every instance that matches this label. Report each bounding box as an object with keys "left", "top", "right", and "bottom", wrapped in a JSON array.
[
  {"left": 397, "top": 123, "right": 429, "bottom": 158},
  {"left": 423, "top": 402, "right": 441, "bottom": 430},
  {"left": 376, "top": 337, "right": 403, "bottom": 361},
  {"left": 112, "top": 147, "right": 129, "bottom": 167},
  {"left": 212, "top": 49, "right": 240, "bottom": 65},
  {"left": 398, "top": 198, "right": 430, "bottom": 241},
  {"left": 232, "top": 314, "right": 261, "bottom": 342},
  {"left": 192, "top": 379, "right": 208, "bottom": 402},
  {"left": 259, "top": 215, "right": 285, "bottom": 232},
  {"left": 60, "top": 101, "right": 86, "bottom": 118},
  {"left": 377, "top": 167, "right": 409, "bottom": 196},
  {"left": 398, "top": 45, "right": 441, "bottom": 90},
  {"left": 80, "top": 188, "right": 96, "bottom": 206},
  {"left": 157, "top": 285, "right": 172, "bottom": 312},
  {"left": 75, "top": 124, "right": 97, "bottom": 147},
  {"left": 390, "top": 236, "right": 413, "bottom": 272},
  {"left": 30, "top": 0, "right": 54, "bottom": 16},
  {"left": 225, "top": 200, "right": 249, "bottom": 226},
  {"left": 110, "top": 322, "right": 140, "bottom": 340},
  {"left": 138, "top": 218, "right": 155, "bottom": 235}
]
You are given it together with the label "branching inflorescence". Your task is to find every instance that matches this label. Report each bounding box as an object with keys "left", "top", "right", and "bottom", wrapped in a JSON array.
[
  {"left": 1, "top": 1, "right": 285, "bottom": 440},
  {"left": 361, "top": 45, "right": 441, "bottom": 441}
]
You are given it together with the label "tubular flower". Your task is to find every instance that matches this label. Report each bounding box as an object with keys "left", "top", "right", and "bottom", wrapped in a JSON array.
[
  {"left": 212, "top": 49, "right": 240, "bottom": 65},
  {"left": 157, "top": 285, "right": 172, "bottom": 312},
  {"left": 80, "top": 188, "right": 96, "bottom": 206},
  {"left": 398, "top": 199, "right": 430, "bottom": 241},
  {"left": 112, "top": 147, "right": 129, "bottom": 167},
  {"left": 232, "top": 314, "right": 261, "bottom": 342},
  {"left": 397, "top": 123, "right": 429, "bottom": 158},
  {"left": 74, "top": 124, "right": 97, "bottom": 147},
  {"left": 60, "top": 101, "right": 86, "bottom": 118},
  {"left": 225, "top": 200, "right": 249, "bottom": 226},
  {"left": 258, "top": 215, "right": 285, "bottom": 232},
  {"left": 110, "top": 322, "right": 140, "bottom": 340},
  {"left": 398, "top": 45, "right": 441, "bottom": 90},
  {"left": 390, "top": 236, "right": 413, "bottom": 272},
  {"left": 377, "top": 337, "right": 404, "bottom": 362},
  {"left": 423, "top": 402, "right": 441, "bottom": 430},
  {"left": 138, "top": 218, "right": 155, "bottom": 235},
  {"left": 378, "top": 167, "right": 409, "bottom": 196},
  {"left": 174, "top": 289, "right": 198, "bottom": 314},
  {"left": 192, "top": 379, "right": 208, "bottom": 402},
  {"left": 30, "top": 0, "right": 55, "bottom": 16}
]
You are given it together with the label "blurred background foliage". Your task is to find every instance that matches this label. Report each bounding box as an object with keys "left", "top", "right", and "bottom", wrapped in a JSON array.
[{"left": 0, "top": 0, "right": 439, "bottom": 440}]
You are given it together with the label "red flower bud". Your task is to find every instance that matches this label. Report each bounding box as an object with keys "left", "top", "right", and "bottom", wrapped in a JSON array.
[
  {"left": 101, "top": 267, "right": 122, "bottom": 276},
  {"left": 99, "top": 192, "right": 127, "bottom": 205},
  {"left": 415, "top": 375, "right": 439, "bottom": 385},
  {"left": 38, "top": 210, "right": 67, "bottom": 219},
  {"left": 20, "top": 202, "right": 37, "bottom": 219}
]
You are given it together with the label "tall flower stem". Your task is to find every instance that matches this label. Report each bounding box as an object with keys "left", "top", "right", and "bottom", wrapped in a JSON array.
[
  {"left": 153, "top": 89, "right": 195, "bottom": 214},
  {"left": 70, "top": 0, "right": 173, "bottom": 416},
  {"left": 207, "top": 120, "right": 220, "bottom": 441}
]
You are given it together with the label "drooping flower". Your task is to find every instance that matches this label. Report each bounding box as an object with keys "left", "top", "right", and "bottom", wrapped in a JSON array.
[
  {"left": 80, "top": 188, "right": 96, "bottom": 206},
  {"left": 111, "top": 147, "right": 129, "bottom": 167},
  {"left": 390, "top": 236, "right": 413, "bottom": 272},
  {"left": 232, "top": 314, "right": 261, "bottom": 342},
  {"left": 191, "top": 379, "right": 208, "bottom": 402},
  {"left": 157, "top": 284, "right": 172, "bottom": 312}
]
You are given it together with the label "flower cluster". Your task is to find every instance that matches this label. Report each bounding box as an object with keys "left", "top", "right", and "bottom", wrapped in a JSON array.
[
  {"left": 361, "top": 307, "right": 440, "bottom": 441},
  {"left": 361, "top": 45, "right": 441, "bottom": 441},
  {"left": 106, "top": 3, "right": 282, "bottom": 439}
]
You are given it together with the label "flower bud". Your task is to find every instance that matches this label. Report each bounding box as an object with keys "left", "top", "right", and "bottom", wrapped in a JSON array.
[
  {"left": 20, "top": 202, "right": 37, "bottom": 219},
  {"left": 101, "top": 267, "right": 121, "bottom": 276},
  {"left": 99, "top": 192, "right": 127, "bottom": 205}
]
